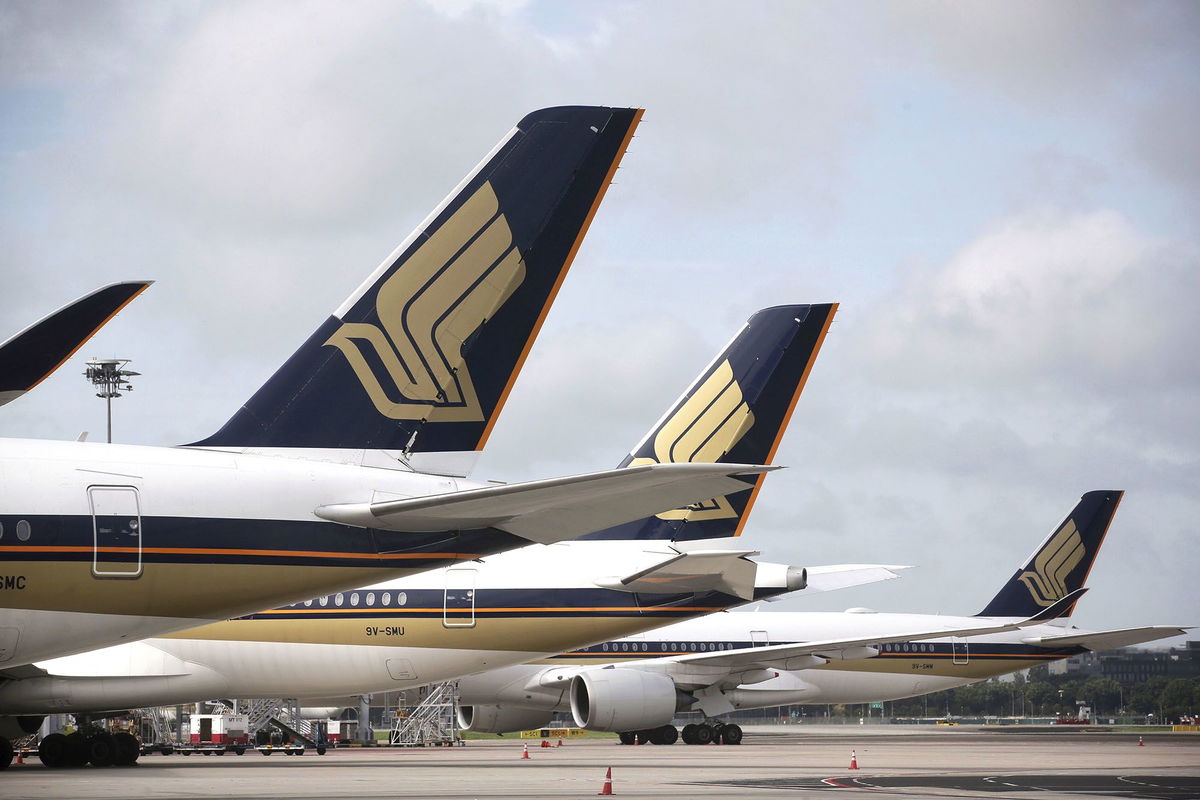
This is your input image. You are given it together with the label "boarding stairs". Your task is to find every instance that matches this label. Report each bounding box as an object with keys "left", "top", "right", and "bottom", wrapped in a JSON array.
[{"left": 390, "top": 682, "right": 460, "bottom": 746}]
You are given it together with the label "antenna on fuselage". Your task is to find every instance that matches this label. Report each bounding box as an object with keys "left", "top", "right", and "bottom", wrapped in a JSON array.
[{"left": 84, "top": 357, "right": 139, "bottom": 443}]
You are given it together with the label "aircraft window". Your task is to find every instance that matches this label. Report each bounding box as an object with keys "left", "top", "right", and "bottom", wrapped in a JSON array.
[
  {"left": 335, "top": 593, "right": 345, "bottom": 607},
  {"left": 602, "top": 644, "right": 608, "bottom": 652},
  {"left": 0, "top": 521, "right": 4, "bottom": 538},
  {"left": 621, "top": 643, "right": 628, "bottom": 652},
  {"left": 690, "top": 643, "right": 697, "bottom": 651},
  {"left": 700, "top": 643, "right": 707, "bottom": 651},
  {"left": 398, "top": 592, "right": 407, "bottom": 606},
  {"left": 350, "top": 593, "right": 360, "bottom": 607},
  {"left": 16, "top": 520, "right": 31, "bottom": 541},
  {"left": 642, "top": 643, "right": 648, "bottom": 651},
  {"left": 382, "top": 592, "right": 392, "bottom": 606},
  {"left": 304, "top": 600, "right": 313, "bottom": 607},
  {"left": 366, "top": 592, "right": 375, "bottom": 606},
  {"left": 319, "top": 596, "right": 328, "bottom": 607}
]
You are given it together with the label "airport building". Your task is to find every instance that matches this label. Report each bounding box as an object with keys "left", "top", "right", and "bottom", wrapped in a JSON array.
[{"left": 1049, "top": 640, "right": 1199, "bottom": 682}]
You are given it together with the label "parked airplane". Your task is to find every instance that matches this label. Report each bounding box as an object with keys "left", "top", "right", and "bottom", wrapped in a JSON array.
[
  {"left": 1, "top": 304, "right": 905, "bottom": 767},
  {"left": 453, "top": 490, "right": 1190, "bottom": 745},
  {"left": 0, "top": 106, "right": 763, "bottom": 682},
  {"left": 0, "top": 281, "right": 150, "bottom": 408}
]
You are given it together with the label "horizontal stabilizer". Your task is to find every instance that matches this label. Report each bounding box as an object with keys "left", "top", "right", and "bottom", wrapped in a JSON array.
[
  {"left": 1022, "top": 625, "right": 1192, "bottom": 651},
  {"left": 595, "top": 548, "right": 762, "bottom": 599},
  {"left": 315, "top": 463, "right": 776, "bottom": 545},
  {"left": 0, "top": 281, "right": 150, "bottom": 407},
  {"left": 663, "top": 590, "right": 1085, "bottom": 672}
]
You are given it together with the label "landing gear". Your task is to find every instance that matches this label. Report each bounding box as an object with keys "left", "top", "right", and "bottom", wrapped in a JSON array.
[
  {"left": 719, "top": 723, "right": 743, "bottom": 745},
  {"left": 649, "top": 725, "right": 678, "bottom": 745},
  {"left": 682, "top": 723, "right": 713, "bottom": 745},
  {"left": 36, "top": 726, "right": 142, "bottom": 768},
  {"left": 38, "top": 732, "right": 69, "bottom": 768},
  {"left": 0, "top": 736, "right": 13, "bottom": 769},
  {"left": 113, "top": 732, "right": 140, "bottom": 766},
  {"left": 85, "top": 731, "right": 117, "bottom": 767}
]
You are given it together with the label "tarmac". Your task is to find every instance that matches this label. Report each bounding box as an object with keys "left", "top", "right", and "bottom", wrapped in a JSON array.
[{"left": 3, "top": 725, "right": 1198, "bottom": 799}]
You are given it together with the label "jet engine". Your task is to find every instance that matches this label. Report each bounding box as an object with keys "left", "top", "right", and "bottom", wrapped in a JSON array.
[
  {"left": 569, "top": 669, "right": 681, "bottom": 732},
  {"left": 456, "top": 704, "right": 553, "bottom": 734},
  {"left": 0, "top": 714, "right": 44, "bottom": 740}
]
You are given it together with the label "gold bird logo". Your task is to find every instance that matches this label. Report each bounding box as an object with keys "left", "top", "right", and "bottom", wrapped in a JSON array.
[
  {"left": 325, "top": 182, "right": 525, "bottom": 422},
  {"left": 1017, "top": 519, "right": 1085, "bottom": 606},
  {"left": 630, "top": 359, "right": 755, "bottom": 521}
]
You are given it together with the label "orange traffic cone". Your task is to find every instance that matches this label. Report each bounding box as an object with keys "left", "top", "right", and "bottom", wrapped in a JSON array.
[
  {"left": 14, "top": 751, "right": 22, "bottom": 765},
  {"left": 1138, "top": 736, "right": 1145, "bottom": 747},
  {"left": 541, "top": 739, "right": 550, "bottom": 748},
  {"left": 598, "top": 766, "right": 614, "bottom": 795},
  {"left": 849, "top": 750, "right": 859, "bottom": 769},
  {"left": 521, "top": 743, "right": 530, "bottom": 759}
]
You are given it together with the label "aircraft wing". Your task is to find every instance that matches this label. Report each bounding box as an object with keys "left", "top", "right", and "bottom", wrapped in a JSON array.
[
  {"left": 652, "top": 589, "right": 1088, "bottom": 675},
  {"left": 1022, "top": 625, "right": 1192, "bottom": 651},
  {"left": 315, "top": 463, "right": 777, "bottom": 545},
  {"left": 797, "top": 564, "right": 909, "bottom": 594},
  {"left": 0, "top": 281, "right": 151, "bottom": 407}
]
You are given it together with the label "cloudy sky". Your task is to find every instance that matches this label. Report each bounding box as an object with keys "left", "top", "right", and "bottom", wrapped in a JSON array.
[{"left": 2, "top": 1, "right": 1197, "bottom": 640}]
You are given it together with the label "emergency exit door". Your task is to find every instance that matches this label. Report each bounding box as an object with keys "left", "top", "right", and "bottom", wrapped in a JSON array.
[{"left": 89, "top": 485, "right": 142, "bottom": 578}]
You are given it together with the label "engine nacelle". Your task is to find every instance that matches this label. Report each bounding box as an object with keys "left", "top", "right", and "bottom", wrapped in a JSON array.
[
  {"left": 0, "top": 714, "right": 45, "bottom": 740},
  {"left": 569, "top": 669, "right": 679, "bottom": 732},
  {"left": 456, "top": 704, "right": 554, "bottom": 734}
]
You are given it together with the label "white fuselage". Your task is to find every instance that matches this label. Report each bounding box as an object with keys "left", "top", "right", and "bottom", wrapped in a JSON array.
[
  {"left": 0, "top": 541, "right": 821, "bottom": 714},
  {"left": 456, "top": 609, "right": 1083, "bottom": 713},
  {"left": 0, "top": 437, "right": 492, "bottom": 666}
]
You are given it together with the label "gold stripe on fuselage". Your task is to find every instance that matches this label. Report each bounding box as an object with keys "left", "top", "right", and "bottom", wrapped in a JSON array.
[
  {"left": 0, "top": 561, "right": 413, "bottom": 618},
  {"left": 159, "top": 614, "right": 708, "bottom": 653}
]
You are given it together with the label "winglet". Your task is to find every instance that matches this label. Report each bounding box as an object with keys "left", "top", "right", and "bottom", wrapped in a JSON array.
[
  {"left": 1025, "top": 587, "right": 1089, "bottom": 623},
  {"left": 0, "top": 281, "right": 151, "bottom": 407}
]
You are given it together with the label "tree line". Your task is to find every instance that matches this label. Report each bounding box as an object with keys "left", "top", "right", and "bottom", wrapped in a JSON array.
[{"left": 810, "top": 668, "right": 1199, "bottom": 722}]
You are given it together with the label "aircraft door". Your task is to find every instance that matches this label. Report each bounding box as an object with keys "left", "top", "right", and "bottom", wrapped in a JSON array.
[
  {"left": 443, "top": 568, "right": 477, "bottom": 628},
  {"left": 750, "top": 630, "right": 769, "bottom": 647},
  {"left": 951, "top": 637, "right": 969, "bottom": 665},
  {"left": 89, "top": 485, "right": 142, "bottom": 578}
]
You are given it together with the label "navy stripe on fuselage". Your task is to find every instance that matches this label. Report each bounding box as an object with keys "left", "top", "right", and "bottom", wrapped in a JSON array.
[
  {"left": 234, "top": 586, "right": 782, "bottom": 621},
  {"left": 0, "top": 515, "right": 526, "bottom": 568},
  {"left": 547, "top": 640, "right": 1088, "bottom": 661}
]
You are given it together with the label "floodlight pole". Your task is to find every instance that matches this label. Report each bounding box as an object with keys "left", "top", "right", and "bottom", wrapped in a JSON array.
[{"left": 84, "top": 358, "right": 140, "bottom": 443}]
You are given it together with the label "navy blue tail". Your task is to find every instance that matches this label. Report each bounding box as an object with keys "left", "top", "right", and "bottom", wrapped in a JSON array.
[
  {"left": 582, "top": 303, "right": 837, "bottom": 542},
  {"left": 191, "top": 106, "right": 641, "bottom": 460},
  {"left": 977, "top": 490, "right": 1123, "bottom": 619},
  {"left": 0, "top": 281, "right": 150, "bottom": 407}
]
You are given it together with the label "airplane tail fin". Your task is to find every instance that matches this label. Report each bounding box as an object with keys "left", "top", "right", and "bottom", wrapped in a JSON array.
[
  {"left": 190, "top": 106, "right": 642, "bottom": 475},
  {"left": 581, "top": 303, "right": 837, "bottom": 541},
  {"left": 0, "top": 281, "right": 151, "bottom": 408},
  {"left": 976, "top": 490, "right": 1123, "bottom": 620}
]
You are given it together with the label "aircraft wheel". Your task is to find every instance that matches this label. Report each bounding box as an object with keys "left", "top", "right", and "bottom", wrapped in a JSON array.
[
  {"left": 65, "top": 732, "right": 89, "bottom": 767},
  {"left": 681, "top": 724, "right": 698, "bottom": 745},
  {"left": 650, "top": 725, "right": 678, "bottom": 745},
  {"left": 316, "top": 746, "right": 327, "bottom": 756},
  {"left": 719, "top": 724, "right": 743, "bottom": 745},
  {"left": 113, "top": 732, "right": 140, "bottom": 766},
  {"left": 617, "top": 732, "right": 636, "bottom": 745},
  {"left": 692, "top": 724, "right": 714, "bottom": 745},
  {"left": 39, "top": 733, "right": 69, "bottom": 768},
  {"left": 0, "top": 736, "right": 13, "bottom": 769}
]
